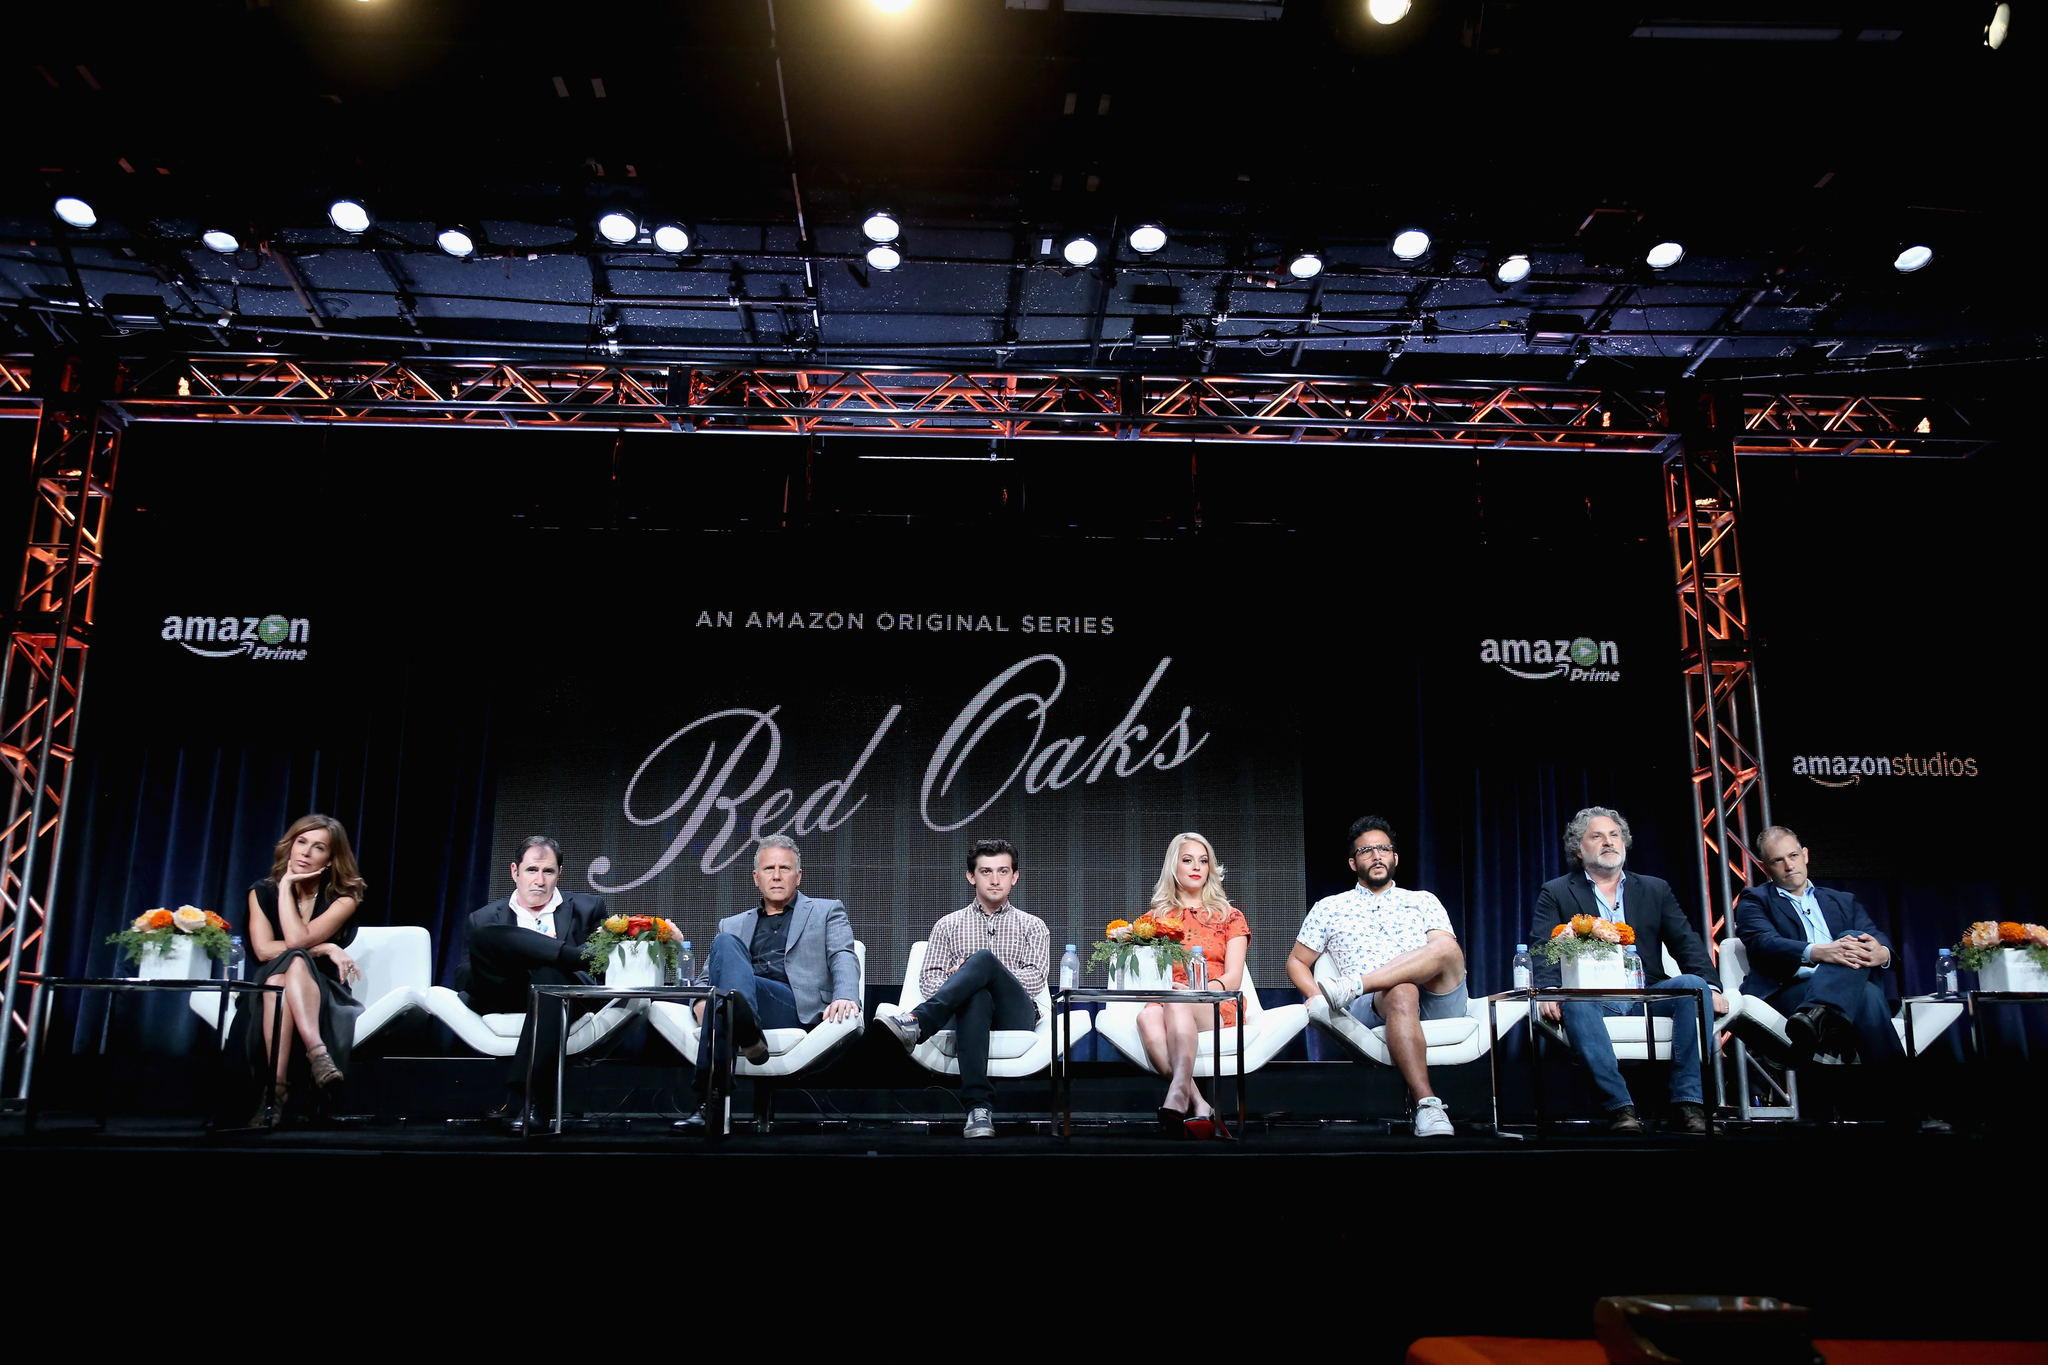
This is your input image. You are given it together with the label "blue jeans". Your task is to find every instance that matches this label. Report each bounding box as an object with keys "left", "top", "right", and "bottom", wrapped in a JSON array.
[
  {"left": 696, "top": 932, "right": 803, "bottom": 1080},
  {"left": 1559, "top": 973, "right": 1713, "bottom": 1111}
]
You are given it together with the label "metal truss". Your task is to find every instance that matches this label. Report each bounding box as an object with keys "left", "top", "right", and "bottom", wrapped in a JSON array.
[
  {"left": 0, "top": 375, "right": 118, "bottom": 1105},
  {"left": 0, "top": 355, "right": 1972, "bottom": 455}
]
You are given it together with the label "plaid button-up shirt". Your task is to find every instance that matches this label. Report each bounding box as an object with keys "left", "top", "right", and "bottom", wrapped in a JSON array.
[{"left": 920, "top": 900, "right": 1049, "bottom": 1018}]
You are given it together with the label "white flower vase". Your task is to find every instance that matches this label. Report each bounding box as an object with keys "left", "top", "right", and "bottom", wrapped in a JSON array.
[
  {"left": 1110, "top": 945, "right": 1175, "bottom": 992},
  {"left": 1560, "top": 947, "right": 1630, "bottom": 990},
  {"left": 1978, "top": 948, "right": 2048, "bottom": 994},
  {"left": 604, "top": 940, "right": 662, "bottom": 989},
  {"left": 136, "top": 934, "right": 209, "bottom": 981}
]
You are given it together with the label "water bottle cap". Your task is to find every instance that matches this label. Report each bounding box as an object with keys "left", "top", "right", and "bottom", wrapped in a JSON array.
[
  {"left": 1515, "top": 943, "right": 1527, "bottom": 952},
  {"left": 1066, "top": 944, "right": 1077, "bottom": 952},
  {"left": 681, "top": 940, "right": 692, "bottom": 949}
]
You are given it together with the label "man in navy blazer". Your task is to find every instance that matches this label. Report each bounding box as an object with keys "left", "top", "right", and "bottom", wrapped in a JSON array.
[
  {"left": 1530, "top": 807, "right": 1725, "bottom": 1134},
  {"left": 1734, "top": 825, "right": 1902, "bottom": 1067}
]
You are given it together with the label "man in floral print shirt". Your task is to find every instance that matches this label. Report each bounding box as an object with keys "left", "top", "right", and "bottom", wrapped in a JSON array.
[{"left": 1288, "top": 815, "right": 1466, "bottom": 1137}]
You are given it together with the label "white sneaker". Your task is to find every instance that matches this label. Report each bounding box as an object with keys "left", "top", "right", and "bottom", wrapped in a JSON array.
[
  {"left": 1321, "top": 975, "right": 1362, "bottom": 1015},
  {"left": 1413, "top": 1096, "right": 1454, "bottom": 1137}
]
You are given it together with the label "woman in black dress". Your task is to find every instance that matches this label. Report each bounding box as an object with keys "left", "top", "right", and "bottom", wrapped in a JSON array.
[{"left": 242, "top": 813, "right": 368, "bottom": 1125}]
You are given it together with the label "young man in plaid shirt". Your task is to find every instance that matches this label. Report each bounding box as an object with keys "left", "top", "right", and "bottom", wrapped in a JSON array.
[{"left": 876, "top": 838, "right": 1047, "bottom": 1139}]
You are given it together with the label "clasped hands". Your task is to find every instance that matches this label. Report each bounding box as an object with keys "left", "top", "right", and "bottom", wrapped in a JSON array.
[{"left": 1811, "top": 933, "right": 1888, "bottom": 969}]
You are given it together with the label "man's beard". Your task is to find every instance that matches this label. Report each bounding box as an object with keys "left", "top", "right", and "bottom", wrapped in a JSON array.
[
  {"left": 1590, "top": 850, "right": 1625, "bottom": 874},
  {"left": 1361, "top": 863, "right": 1394, "bottom": 888}
]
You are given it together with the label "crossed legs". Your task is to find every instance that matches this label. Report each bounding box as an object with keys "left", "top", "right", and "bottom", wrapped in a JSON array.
[
  {"left": 257, "top": 953, "right": 328, "bottom": 1086},
  {"left": 1353, "top": 937, "right": 1466, "bottom": 1103},
  {"left": 1136, "top": 1001, "right": 1216, "bottom": 1118}
]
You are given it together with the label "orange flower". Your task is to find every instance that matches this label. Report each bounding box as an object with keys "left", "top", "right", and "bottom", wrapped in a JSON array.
[
  {"left": 204, "top": 911, "right": 228, "bottom": 930},
  {"left": 654, "top": 918, "right": 675, "bottom": 942},
  {"left": 1105, "top": 919, "right": 1131, "bottom": 935},
  {"left": 1964, "top": 921, "right": 2001, "bottom": 950},
  {"left": 1569, "top": 914, "right": 1598, "bottom": 938},
  {"left": 1154, "top": 915, "right": 1184, "bottom": 942},
  {"left": 143, "top": 909, "right": 174, "bottom": 929},
  {"left": 1132, "top": 914, "right": 1158, "bottom": 942},
  {"left": 626, "top": 915, "right": 655, "bottom": 938},
  {"left": 1998, "top": 921, "right": 2027, "bottom": 945},
  {"left": 1550, "top": 923, "right": 1570, "bottom": 938},
  {"left": 1615, "top": 923, "right": 1636, "bottom": 946}
]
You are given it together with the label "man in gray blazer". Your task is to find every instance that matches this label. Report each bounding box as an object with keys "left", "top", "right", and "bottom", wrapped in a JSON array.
[{"left": 681, "top": 833, "right": 860, "bottom": 1126}]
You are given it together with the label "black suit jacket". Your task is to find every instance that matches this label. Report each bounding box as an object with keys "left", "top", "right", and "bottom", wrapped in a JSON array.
[
  {"left": 1529, "top": 870, "right": 1714, "bottom": 990},
  {"left": 453, "top": 892, "right": 610, "bottom": 990},
  {"left": 1732, "top": 881, "right": 1897, "bottom": 1003}
]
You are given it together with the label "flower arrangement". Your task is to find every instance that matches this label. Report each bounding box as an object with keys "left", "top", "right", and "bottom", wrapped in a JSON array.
[
  {"left": 1955, "top": 921, "right": 2048, "bottom": 974},
  {"left": 1088, "top": 912, "right": 1193, "bottom": 980},
  {"left": 1540, "top": 913, "right": 1635, "bottom": 965},
  {"left": 581, "top": 914, "right": 681, "bottom": 976},
  {"left": 106, "top": 905, "right": 232, "bottom": 967}
]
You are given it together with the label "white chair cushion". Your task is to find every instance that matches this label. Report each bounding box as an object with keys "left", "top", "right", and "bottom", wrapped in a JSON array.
[
  {"left": 189, "top": 924, "right": 433, "bottom": 1048},
  {"left": 643, "top": 942, "right": 867, "bottom": 1079},
  {"left": 892, "top": 939, "right": 1091, "bottom": 1077},
  {"left": 928, "top": 1027, "right": 1042, "bottom": 1061}
]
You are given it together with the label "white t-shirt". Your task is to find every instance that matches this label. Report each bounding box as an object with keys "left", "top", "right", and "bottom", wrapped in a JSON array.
[{"left": 1297, "top": 883, "right": 1454, "bottom": 979}]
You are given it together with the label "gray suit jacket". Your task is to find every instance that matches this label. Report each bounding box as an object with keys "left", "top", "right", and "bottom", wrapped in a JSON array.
[{"left": 717, "top": 890, "right": 860, "bottom": 1026}]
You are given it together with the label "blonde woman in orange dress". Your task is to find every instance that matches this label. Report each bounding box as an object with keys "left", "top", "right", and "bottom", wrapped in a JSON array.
[{"left": 1134, "top": 831, "right": 1249, "bottom": 1138}]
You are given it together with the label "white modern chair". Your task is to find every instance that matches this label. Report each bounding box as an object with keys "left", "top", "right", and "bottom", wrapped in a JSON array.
[
  {"left": 1092, "top": 964, "right": 1308, "bottom": 1077},
  {"left": 645, "top": 941, "right": 868, "bottom": 1132},
  {"left": 883, "top": 940, "right": 1092, "bottom": 1088},
  {"left": 188, "top": 924, "right": 433, "bottom": 1048},
  {"left": 1305, "top": 953, "right": 1528, "bottom": 1068},
  {"left": 417, "top": 949, "right": 643, "bottom": 1059}
]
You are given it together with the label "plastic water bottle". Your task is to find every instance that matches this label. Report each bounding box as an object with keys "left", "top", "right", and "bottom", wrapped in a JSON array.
[
  {"left": 226, "top": 935, "right": 247, "bottom": 982},
  {"left": 1188, "top": 944, "right": 1208, "bottom": 991},
  {"left": 1934, "top": 948, "right": 1957, "bottom": 998},
  {"left": 1512, "top": 943, "right": 1533, "bottom": 991},
  {"left": 1624, "top": 946, "right": 1645, "bottom": 989},
  {"left": 675, "top": 940, "right": 694, "bottom": 987},
  {"left": 1058, "top": 944, "right": 1081, "bottom": 993}
]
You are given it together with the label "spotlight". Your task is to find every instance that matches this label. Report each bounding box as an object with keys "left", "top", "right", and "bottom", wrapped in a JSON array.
[
  {"left": 1894, "top": 244, "right": 1933, "bottom": 273},
  {"left": 652, "top": 222, "right": 690, "bottom": 254},
  {"left": 202, "top": 228, "right": 241, "bottom": 253},
  {"left": 1987, "top": 3, "right": 2011, "bottom": 48},
  {"left": 437, "top": 224, "right": 478, "bottom": 258},
  {"left": 862, "top": 210, "right": 901, "bottom": 243},
  {"left": 1368, "top": 0, "right": 1411, "bottom": 23},
  {"left": 1061, "top": 234, "right": 1099, "bottom": 267},
  {"left": 1391, "top": 228, "right": 1431, "bottom": 260},
  {"left": 1127, "top": 222, "right": 1168, "bottom": 254},
  {"left": 53, "top": 196, "right": 98, "bottom": 229},
  {"left": 1645, "top": 240, "right": 1685, "bottom": 269},
  {"left": 866, "top": 243, "right": 903, "bottom": 272},
  {"left": 328, "top": 198, "right": 371, "bottom": 234},
  {"left": 1287, "top": 250, "right": 1324, "bottom": 280},
  {"left": 597, "top": 210, "right": 640, "bottom": 245},
  {"left": 1495, "top": 253, "right": 1531, "bottom": 284}
]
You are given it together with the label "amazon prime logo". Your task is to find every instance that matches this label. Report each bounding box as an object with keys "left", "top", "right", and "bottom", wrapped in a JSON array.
[
  {"left": 160, "top": 613, "right": 310, "bottom": 661},
  {"left": 1479, "top": 636, "right": 1619, "bottom": 682}
]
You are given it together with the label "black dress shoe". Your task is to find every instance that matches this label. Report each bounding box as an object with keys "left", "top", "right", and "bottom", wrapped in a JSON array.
[
  {"left": 1670, "top": 1102, "right": 1709, "bottom": 1134},
  {"left": 1606, "top": 1105, "right": 1643, "bottom": 1134},
  {"left": 675, "top": 1105, "right": 707, "bottom": 1130},
  {"left": 1785, "top": 1003, "right": 1832, "bottom": 1064}
]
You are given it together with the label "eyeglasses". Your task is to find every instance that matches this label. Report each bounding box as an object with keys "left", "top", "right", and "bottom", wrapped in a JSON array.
[{"left": 1350, "top": 844, "right": 1396, "bottom": 860}]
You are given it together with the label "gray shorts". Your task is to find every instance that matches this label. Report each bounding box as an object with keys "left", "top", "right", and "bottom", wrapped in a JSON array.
[{"left": 1347, "top": 979, "right": 1469, "bottom": 1030}]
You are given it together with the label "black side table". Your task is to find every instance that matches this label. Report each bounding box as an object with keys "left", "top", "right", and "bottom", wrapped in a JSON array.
[
  {"left": 1051, "top": 987, "right": 1246, "bottom": 1139},
  {"left": 522, "top": 982, "right": 733, "bottom": 1140}
]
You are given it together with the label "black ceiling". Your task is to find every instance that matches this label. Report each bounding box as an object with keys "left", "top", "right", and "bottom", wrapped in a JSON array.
[{"left": 6, "top": 0, "right": 2041, "bottom": 384}]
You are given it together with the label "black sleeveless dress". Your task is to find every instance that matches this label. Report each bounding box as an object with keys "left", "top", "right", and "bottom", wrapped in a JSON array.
[{"left": 234, "top": 879, "right": 365, "bottom": 1084}]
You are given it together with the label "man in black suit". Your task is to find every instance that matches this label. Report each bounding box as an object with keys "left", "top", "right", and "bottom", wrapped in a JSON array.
[
  {"left": 1734, "top": 825, "right": 1902, "bottom": 1068},
  {"left": 1530, "top": 806, "right": 1726, "bottom": 1134},
  {"left": 455, "top": 834, "right": 609, "bottom": 1124}
]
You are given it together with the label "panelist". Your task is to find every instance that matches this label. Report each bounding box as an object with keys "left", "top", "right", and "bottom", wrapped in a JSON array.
[
  {"left": 456, "top": 835, "right": 609, "bottom": 1125},
  {"left": 1530, "top": 807, "right": 1723, "bottom": 1135},
  {"left": 679, "top": 834, "right": 860, "bottom": 1129},
  {"left": 1734, "top": 825, "right": 1902, "bottom": 1068},
  {"left": 236, "top": 814, "right": 368, "bottom": 1127},
  {"left": 1288, "top": 816, "right": 1465, "bottom": 1138},
  {"left": 1134, "top": 832, "right": 1249, "bottom": 1138},
  {"left": 875, "top": 838, "right": 1047, "bottom": 1140}
]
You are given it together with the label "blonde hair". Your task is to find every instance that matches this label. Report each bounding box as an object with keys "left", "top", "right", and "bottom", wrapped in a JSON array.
[{"left": 1148, "top": 832, "right": 1234, "bottom": 920}]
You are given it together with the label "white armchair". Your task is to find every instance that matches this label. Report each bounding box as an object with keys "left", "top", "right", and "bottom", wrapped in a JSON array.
[
  {"left": 1719, "top": 935, "right": 1958, "bottom": 1061},
  {"left": 887, "top": 940, "right": 1091, "bottom": 1084},
  {"left": 1092, "top": 965, "right": 1308, "bottom": 1076},
  {"left": 1305, "top": 954, "right": 1527, "bottom": 1067},
  {"left": 188, "top": 924, "right": 432, "bottom": 1048},
  {"left": 416, "top": 947, "right": 642, "bottom": 1060},
  {"left": 645, "top": 941, "right": 868, "bottom": 1132}
]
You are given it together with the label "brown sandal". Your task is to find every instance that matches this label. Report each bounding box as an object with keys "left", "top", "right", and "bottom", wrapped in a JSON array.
[
  {"left": 307, "top": 1045, "right": 344, "bottom": 1090},
  {"left": 250, "top": 1083, "right": 288, "bottom": 1129}
]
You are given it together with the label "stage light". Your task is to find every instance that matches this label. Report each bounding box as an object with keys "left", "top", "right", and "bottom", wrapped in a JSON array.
[
  {"left": 1894, "top": 244, "right": 1933, "bottom": 273},
  {"left": 862, "top": 210, "right": 901, "bottom": 243},
  {"left": 1061, "top": 234, "right": 1099, "bottom": 267},
  {"left": 866, "top": 243, "right": 903, "bottom": 272},
  {"left": 53, "top": 196, "right": 97, "bottom": 229},
  {"left": 1391, "top": 228, "right": 1431, "bottom": 260},
  {"left": 597, "top": 210, "right": 640, "bottom": 245},
  {"left": 328, "top": 198, "right": 370, "bottom": 234},
  {"left": 202, "top": 228, "right": 241, "bottom": 253},
  {"left": 437, "top": 225, "right": 478, "bottom": 258},
  {"left": 1987, "top": 3, "right": 2011, "bottom": 48},
  {"left": 1644, "top": 240, "right": 1685, "bottom": 269},
  {"left": 1287, "top": 250, "right": 1324, "bottom": 279},
  {"left": 1495, "top": 253, "right": 1531, "bottom": 284},
  {"left": 1368, "top": 0, "right": 1411, "bottom": 23},
  {"left": 1127, "top": 222, "right": 1168, "bottom": 254},
  {"left": 652, "top": 222, "right": 690, "bottom": 254}
]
